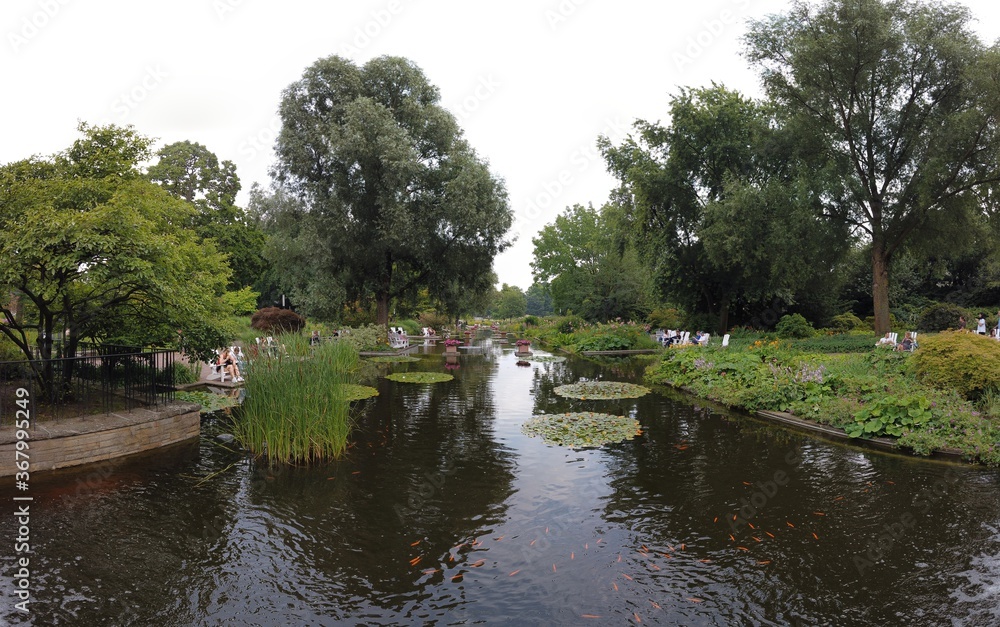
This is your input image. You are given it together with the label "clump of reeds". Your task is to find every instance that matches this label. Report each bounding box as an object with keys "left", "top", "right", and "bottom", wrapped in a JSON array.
[{"left": 234, "top": 334, "right": 359, "bottom": 464}]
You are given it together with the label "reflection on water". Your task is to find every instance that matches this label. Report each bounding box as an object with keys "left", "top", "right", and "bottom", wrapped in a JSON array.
[{"left": 3, "top": 337, "right": 1000, "bottom": 625}]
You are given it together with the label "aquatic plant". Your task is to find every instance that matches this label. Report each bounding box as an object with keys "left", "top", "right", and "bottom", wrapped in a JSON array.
[
  {"left": 554, "top": 381, "right": 651, "bottom": 400},
  {"left": 234, "top": 338, "right": 359, "bottom": 464},
  {"left": 521, "top": 412, "right": 642, "bottom": 448},
  {"left": 367, "top": 355, "right": 421, "bottom": 363},
  {"left": 386, "top": 372, "right": 453, "bottom": 383}
]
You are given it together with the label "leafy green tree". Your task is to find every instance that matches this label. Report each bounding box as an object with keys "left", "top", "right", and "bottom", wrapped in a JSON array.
[
  {"left": 525, "top": 282, "right": 554, "bottom": 317},
  {"left": 745, "top": 0, "right": 1000, "bottom": 334},
  {"left": 149, "top": 141, "right": 269, "bottom": 292},
  {"left": 272, "top": 55, "right": 513, "bottom": 330},
  {"left": 493, "top": 284, "right": 527, "bottom": 320},
  {"left": 600, "top": 85, "right": 849, "bottom": 332},
  {"left": 0, "top": 123, "right": 232, "bottom": 391},
  {"left": 531, "top": 203, "right": 653, "bottom": 321}
]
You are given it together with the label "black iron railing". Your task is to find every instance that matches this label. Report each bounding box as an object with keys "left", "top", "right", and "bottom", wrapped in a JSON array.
[{"left": 0, "top": 346, "right": 176, "bottom": 423}]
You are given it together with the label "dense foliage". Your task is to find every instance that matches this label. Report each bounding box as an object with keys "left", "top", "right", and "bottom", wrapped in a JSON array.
[{"left": 646, "top": 338, "right": 1000, "bottom": 464}]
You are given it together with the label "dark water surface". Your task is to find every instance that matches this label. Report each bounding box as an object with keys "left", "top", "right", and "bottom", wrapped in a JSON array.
[{"left": 3, "top": 337, "right": 1000, "bottom": 625}]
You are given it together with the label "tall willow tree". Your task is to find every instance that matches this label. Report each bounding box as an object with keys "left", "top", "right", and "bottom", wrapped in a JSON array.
[
  {"left": 271, "top": 55, "right": 513, "bottom": 328},
  {"left": 745, "top": 0, "right": 1000, "bottom": 334}
]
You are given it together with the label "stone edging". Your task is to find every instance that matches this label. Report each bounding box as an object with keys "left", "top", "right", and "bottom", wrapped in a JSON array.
[{"left": 0, "top": 401, "right": 201, "bottom": 475}]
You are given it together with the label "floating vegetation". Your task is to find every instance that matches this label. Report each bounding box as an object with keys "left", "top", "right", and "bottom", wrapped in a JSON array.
[
  {"left": 525, "top": 355, "right": 567, "bottom": 363},
  {"left": 553, "top": 381, "right": 651, "bottom": 400},
  {"left": 175, "top": 390, "right": 239, "bottom": 414},
  {"left": 367, "top": 355, "right": 421, "bottom": 363},
  {"left": 386, "top": 372, "right": 453, "bottom": 384},
  {"left": 516, "top": 361, "right": 531, "bottom": 367},
  {"left": 521, "top": 412, "right": 642, "bottom": 448},
  {"left": 336, "top": 384, "right": 379, "bottom": 401}
]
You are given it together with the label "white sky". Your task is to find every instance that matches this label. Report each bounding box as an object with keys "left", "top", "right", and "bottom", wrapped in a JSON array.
[{"left": 4, "top": 0, "right": 1000, "bottom": 291}]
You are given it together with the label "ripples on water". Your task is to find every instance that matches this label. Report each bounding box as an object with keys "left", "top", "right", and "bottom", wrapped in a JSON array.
[{"left": 3, "top": 340, "right": 1000, "bottom": 625}]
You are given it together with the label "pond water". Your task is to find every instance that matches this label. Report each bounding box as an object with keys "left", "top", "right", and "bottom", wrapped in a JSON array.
[{"left": 3, "top": 336, "right": 1000, "bottom": 625}]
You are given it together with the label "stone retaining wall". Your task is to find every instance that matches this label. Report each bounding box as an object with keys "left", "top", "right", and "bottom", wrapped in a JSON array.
[{"left": 0, "top": 402, "right": 201, "bottom": 476}]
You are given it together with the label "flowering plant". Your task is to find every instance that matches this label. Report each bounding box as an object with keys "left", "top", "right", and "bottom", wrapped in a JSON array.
[
  {"left": 444, "top": 339, "right": 462, "bottom": 346},
  {"left": 516, "top": 339, "right": 531, "bottom": 346}
]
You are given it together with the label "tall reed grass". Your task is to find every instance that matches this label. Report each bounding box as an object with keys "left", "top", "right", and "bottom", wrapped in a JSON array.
[{"left": 234, "top": 334, "right": 359, "bottom": 464}]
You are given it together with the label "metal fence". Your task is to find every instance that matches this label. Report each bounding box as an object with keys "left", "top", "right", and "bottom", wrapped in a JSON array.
[{"left": 0, "top": 345, "right": 176, "bottom": 423}]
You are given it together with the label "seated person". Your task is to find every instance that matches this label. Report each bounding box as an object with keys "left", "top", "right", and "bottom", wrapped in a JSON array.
[
  {"left": 218, "top": 347, "right": 244, "bottom": 382},
  {"left": 692, "top": 331, "right": 704, "bottom": 345},
  {"left": 876, "top": 332, "right": 895, "bottom": 347},
  {"left": 896, "top": 332, "right": 915, "bottom": 352}
]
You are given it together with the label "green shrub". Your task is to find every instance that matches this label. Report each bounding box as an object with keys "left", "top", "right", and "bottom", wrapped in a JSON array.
[
  {"left": 336, "top": 324, "right": 386, "bottom": 352},
  {"left": 171, "top": 361, "right": 199, "bottom": 385},
  {"left": 829, "top": 312, "right": 866, "bottom": 332},
  {"left": 864, "top": 313, "right": 901, "bottom": 331},
  {"left": 524, "top": 315, "right": 540, "bottom": 326},
  {"left": 221, "top": 286, "right": 261, "bottom": 316},
  {"left": 914, "top": 331, "right": 1000, "bottom": 399},
  {"left": 847, "top": 395, "right": 934, "bottom": 438},
  {"left": 556, "top": 315, "right": 587, "bottom": 334},
  {"left": 916, "top": 302, "right": 967, "bottom": 332},
  {"left": 391, "top": 319, "right": 422, "bottom": 336},
  {"left": 790, "top": 334, "right": 877, "bottom": 353},
  {"left": 775, "top": 314, "right": 815, "bottom": 339},
  {"left": 648, "top": 307, "right": 685, "bottom": 330}
]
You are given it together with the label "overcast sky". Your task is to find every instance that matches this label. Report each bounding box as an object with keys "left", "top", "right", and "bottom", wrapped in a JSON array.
[{"left": 4, "top": 0, "right": 1000, "bottom": 291}]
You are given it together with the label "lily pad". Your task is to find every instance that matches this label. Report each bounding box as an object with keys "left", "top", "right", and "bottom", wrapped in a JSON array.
[
  {"left": 553, "top": 381, "right": 651, "bottom": 400},
  {"left": 336, "top": 384, "right": 379, "bottom": 401},
  {"left": 525, "top": 355, "right": 566, "bottom": 363},
  {"left": 367, "top": 355, "right": 421, "bottom": 363},
  {"left": 385, "top": 372, "right": 454, "bottom": 384},
  {"left": 521, "top": 412, "right": 642, "bottom": 448},
  {"left": 176, "top": 390, "right": 239, "bottom": 414}
]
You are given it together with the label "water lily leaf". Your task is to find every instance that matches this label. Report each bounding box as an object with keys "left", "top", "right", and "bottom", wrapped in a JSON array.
[
  {"left": 525, "top": 355, "right": 567, "bottom": 363},
  {"left": 521, "top": 412, "right": 642, "bottom": 448},
  {"left": 335, "top": 384, "right": 379, "bottom": 401},
  {"left": 368, "top": 356, "right": 421, "bottom": 363},
  {"left": 386, "top": 372, "right": 454, "bottom": 384},
  {"left": 554, "top": 381, "right": 651, "bottom": 400}
]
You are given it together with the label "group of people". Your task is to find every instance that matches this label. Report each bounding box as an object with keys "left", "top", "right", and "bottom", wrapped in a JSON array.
[
  {"left": 654, "top": 329, "right": 707, "bottom": 346},
  {"left": 216, "top": 346, "right": 245, "bottom": 382},
  {"left": 876, "top": 331, "right": 917, "bottom": 352},
  {"left": 958, "top": 312, "right": 1000, "bottom": 337}
]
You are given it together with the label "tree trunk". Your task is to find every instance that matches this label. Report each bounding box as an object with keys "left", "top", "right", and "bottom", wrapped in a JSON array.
[
  {"left": 376, "top": 293, "right": 390, "bottom": 343},
  {"left": 871, "top": 242, "right": 892, "bottom": 336},
  {"left": 716, "top": 297, "right": 730, "bottom": 336}
]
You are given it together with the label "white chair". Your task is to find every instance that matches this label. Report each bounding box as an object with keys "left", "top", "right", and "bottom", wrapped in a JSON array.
[
  {"left": 207, "top": 350, "right": 229, "bottom": 382},
  {"left": 680, "top": 331, "right": 690, "bottom": 345},
  {"left": 888, "top": 332, "right": 898, "bottom": 345},
  {"left": 700, "top": 333, "right": 710, "bottom": 346},
  {"left": 722, "top": 334, "right": 730, "bottom": 347}
]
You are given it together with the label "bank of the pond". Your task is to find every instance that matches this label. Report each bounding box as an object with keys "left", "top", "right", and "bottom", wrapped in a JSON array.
[{"left": 645, "top": 340, "right": 1000, "bottom": 465}]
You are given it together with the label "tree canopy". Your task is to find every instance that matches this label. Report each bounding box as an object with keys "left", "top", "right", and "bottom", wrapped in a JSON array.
[
  {"left": 600, "top": 85, "right": 848, "bottom": 331},
  {"left": 270, "top": 55, "right": 513, "bottom": 328},
  {"left": 744, "top": 0, "right": 1000, "bottom": 334},
  {"left": 0, "top": 123, "right": 233, "bottom": 378},
  {"left": 531, "top": 203, "right": 654, "bottom": 322}
]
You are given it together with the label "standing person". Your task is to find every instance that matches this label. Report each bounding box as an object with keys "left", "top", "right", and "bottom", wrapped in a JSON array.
[
  {"left": 958, "top": 315, "right": 967, "bottom": 330},
  {"left": 977, "top": 313, "right": 987, "bottom": 335},
  {"left": 310, "top": 330, "right": 321, "bottom": 346}
]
